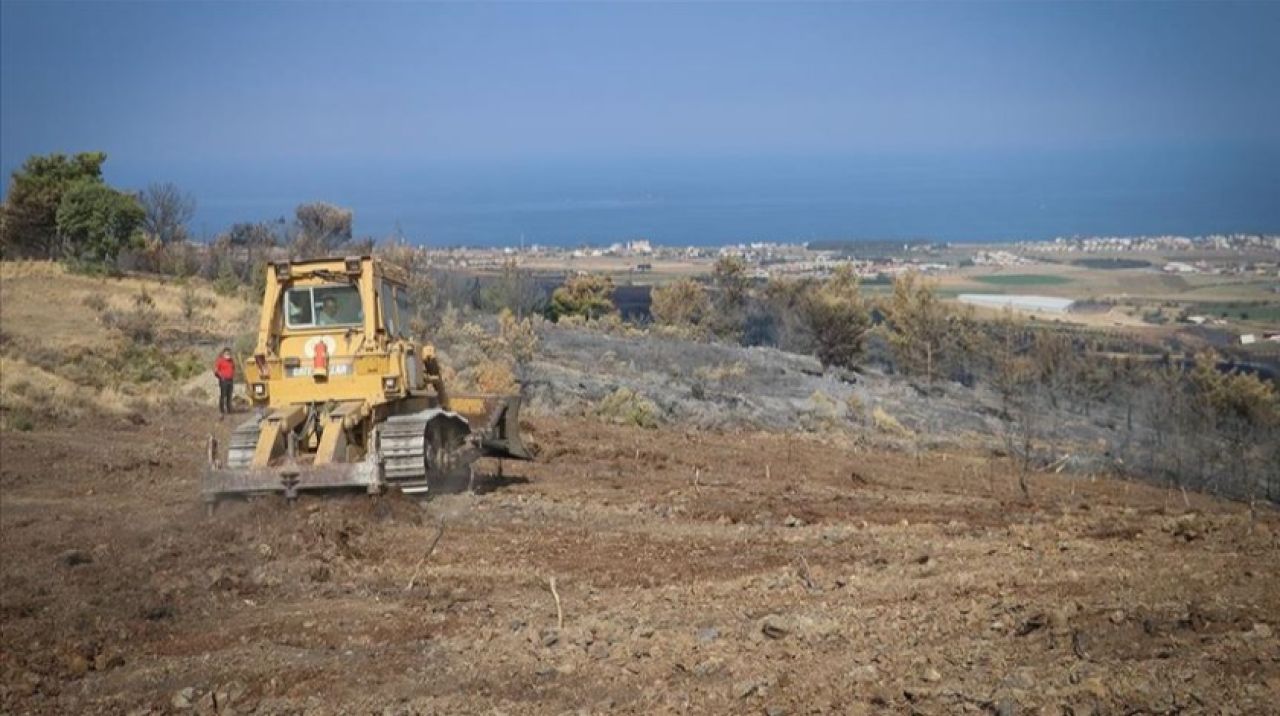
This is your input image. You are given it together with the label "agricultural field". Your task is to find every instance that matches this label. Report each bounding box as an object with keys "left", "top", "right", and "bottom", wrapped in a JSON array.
[
  {"left": 970, "top": 274, "right": 1073, "bottom": 287},
  {"left": 930, "top": 257, "right": 1279, "bottom": 337},
  {"left": 1186, "top": 301, "right": 1280, "bottom": 324}
]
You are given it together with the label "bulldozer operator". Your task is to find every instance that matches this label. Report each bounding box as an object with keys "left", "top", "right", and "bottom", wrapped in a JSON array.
[{"left": 316, "top": 294, "right": 358, "bottom": 325}]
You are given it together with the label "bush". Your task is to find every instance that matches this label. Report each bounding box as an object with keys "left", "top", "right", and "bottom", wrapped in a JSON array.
[
  {"left": 82, "top": 293, "right": 108, "bottom": 314},
  {"left": 214, "top": 255, "right": 240, "bottom": 297},
  {"left": 650, "top": 278, "right": 710, "bottom": 335},
  {"left": 803, "top": 390, "right": 842, "bottom": 431},
  {"left": 693, "top": 361, "right": 747, "bottom": 383},
  {"left": 133, "top": 287, "right": 155, "bottom": 310},
  {"left": 596, "top": 387, "right": 660, "bottom": 428},
  {"left": 845, "top": 392, "right": 865, "bottom": 420},
  {"left": 472, "top": 360, "right": 518, "bottom": 393},
  {"left": 709, "top": 256, "right": 750, "bottom": 340},
  {"left": 498, "top": 309, "right": 540, "bottom": 365},
  {"left": 798, "top": 265, "right": 871, "bottom": 370},
  {"left": 179, "top": 283, "right": 214, "bottom": 321},
  {"left": 872, "top": 406, "right": 913, "bottom": 437},
  {"left": 103, "top": 296, "right": 158, "bottom": 345},
  {"left": 549, "top": 273, "right": 616, "bottom": 322},
  {"left": 7, "top": 410, "right": 35, "bottom": 432}
]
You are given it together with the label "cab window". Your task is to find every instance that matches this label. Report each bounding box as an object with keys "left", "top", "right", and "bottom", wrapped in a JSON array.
[
  {"left": 284, "top": 285, "right": 363, "bottom": 328},
  {"left": 395, "top": 288, "right": 413, "bottom": 337}
]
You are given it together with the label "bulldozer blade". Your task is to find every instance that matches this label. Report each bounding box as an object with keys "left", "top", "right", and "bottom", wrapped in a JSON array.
[
  {"left": 448, "top": 393, "right": 534, "bottom": 461},
  {"left": 202, "top": 457, "right": 383, "bottom": 503},
  {"left": 479, "top": 395, "right": 534, "bottom": 461}
]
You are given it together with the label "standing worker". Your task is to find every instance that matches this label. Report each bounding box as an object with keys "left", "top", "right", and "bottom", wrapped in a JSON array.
[{"left": 213, "top": 347, "right": 236, "bottom": 417}]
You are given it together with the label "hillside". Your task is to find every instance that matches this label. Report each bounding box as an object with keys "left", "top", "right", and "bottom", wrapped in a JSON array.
[
  {"left": 0, "top": 262, "right": 255, "bottom": 428},
  {"left": 1, "top": 265, "right": 1277, "bottom": 714}
]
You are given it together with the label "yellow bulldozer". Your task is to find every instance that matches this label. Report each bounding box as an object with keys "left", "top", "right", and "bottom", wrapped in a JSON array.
[{"left": 203, "top": 255, "right": 532, "bottom": 505}]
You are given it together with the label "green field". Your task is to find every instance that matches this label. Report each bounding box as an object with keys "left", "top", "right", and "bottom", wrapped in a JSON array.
[
  {"left": 1191, "top": 302, "right": 1280, "bottom": 323},
  {"left": 1072, "top": 258, "right": 1153, "bottom": 270},
  {"left": 972, "top": 274, "right": 1072, "bottom": 287}
]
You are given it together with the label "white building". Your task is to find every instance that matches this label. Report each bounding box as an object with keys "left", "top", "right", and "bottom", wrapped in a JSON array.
[{"left": 957, "top": 294, "right": 1075, "bottom": 314}]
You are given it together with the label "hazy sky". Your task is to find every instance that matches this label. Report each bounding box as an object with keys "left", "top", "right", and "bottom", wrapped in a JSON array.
[
  {"left": 4, "top": 1, "right": 1278, "bottom": 165},
  {"left": 2, "top": 2, "right": 1278, "bottom": 243}
]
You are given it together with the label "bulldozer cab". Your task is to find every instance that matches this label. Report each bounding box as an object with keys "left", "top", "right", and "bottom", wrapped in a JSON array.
[{"left": 248, "top": 256, "right": 420, "bottom": 408}]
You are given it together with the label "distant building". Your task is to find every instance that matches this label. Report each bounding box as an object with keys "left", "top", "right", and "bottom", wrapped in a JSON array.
[
  {"left": 1240, "top": 334, "right": 1257, "bottom": 345},
  {"left": 1163, "top": 262, "right": 1197, "bottom": 274}
]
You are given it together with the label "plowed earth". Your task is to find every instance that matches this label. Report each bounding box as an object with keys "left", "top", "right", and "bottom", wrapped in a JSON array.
[{"left": 1, "top": 410, "right": 1277, "bottom": 715}]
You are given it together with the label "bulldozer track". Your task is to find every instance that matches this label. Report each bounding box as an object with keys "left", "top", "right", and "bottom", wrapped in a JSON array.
[
  {"left": 380, "top": 411, "right": 474, "bottom": 488},
  {"left": 380, "top": 414, "right": 434, "bottom": 482}
]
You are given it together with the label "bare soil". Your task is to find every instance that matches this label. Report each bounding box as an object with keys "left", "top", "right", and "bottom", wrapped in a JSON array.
[{"left": 1, "top": 409, "right": 1278, "bottom": 715}]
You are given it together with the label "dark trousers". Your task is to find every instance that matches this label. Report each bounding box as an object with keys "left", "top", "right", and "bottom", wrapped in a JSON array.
[{"left": 218, "top": 379, "right": 234, "bottom": 414}]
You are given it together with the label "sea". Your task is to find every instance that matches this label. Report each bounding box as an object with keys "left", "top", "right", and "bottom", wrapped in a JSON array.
[{"left": 106, "top": 148, "right": 1280, "bottom": 248}]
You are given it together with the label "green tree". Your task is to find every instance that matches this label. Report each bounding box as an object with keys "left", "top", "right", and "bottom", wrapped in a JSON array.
[
  {"left": 54, "top": 179, "right": 145, "bottom": 264},
  {"left": 0, "top": 152, "right": 106, "bottom": 258},
  {"left": 882, "top": 271, "right": 950, "bottom": 382},
  {"left": 1188, "top": 352, "right": 1279, "bottom": 497},
  {"left": 797, "top": 265, "right": 871, "bottom": 369},
  {"left": 650, "top": 278, "right": 711, "bottom": 334},
  {"left": 710, "top": 255, "right": 750, "bottom": 340},
  {"left": 549, "top": 273, "right": 616, "bottom": 321},
  {"left": 757, "top": 277, "right": 817, "bottom": 353}
]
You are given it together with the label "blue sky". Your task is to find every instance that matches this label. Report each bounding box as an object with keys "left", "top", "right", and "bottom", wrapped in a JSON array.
[{"left": 2, "top": 1, "right": 1278, "bottom": 243}]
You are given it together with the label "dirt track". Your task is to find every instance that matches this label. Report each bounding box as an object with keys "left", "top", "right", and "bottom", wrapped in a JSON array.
[{"left": 1, "top": 409, "right": 1278, "bottom": 715}]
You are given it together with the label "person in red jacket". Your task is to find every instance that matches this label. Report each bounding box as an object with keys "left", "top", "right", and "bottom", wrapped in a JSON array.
[{"left": 213, "top": 348, "right": 235, "bottom": 416}]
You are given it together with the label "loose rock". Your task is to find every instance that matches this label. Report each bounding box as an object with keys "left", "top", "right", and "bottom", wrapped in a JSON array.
[
  {"left": 172, "top": 687, "right": 196, "bottom": 710},
  {"left": 60, "top": 550, "right": 91, "bottom": 567}
]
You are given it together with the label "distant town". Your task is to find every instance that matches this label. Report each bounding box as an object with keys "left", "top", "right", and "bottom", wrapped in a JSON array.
[{"left": 423, "top": 232, "right": 1280, "bottom": 282}]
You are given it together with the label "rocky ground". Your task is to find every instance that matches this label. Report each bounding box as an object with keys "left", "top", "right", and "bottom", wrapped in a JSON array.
[{"left": 1, "top": 406, "right": 1277, "bottom": 715}]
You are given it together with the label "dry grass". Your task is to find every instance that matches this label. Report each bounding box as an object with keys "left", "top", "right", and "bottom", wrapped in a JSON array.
[
  {"left": 0, "top": 355, "right": 163, "bottom": 428},
  {"left": 0, "top": 261, "right": 255, "bottom": 426},
  {"left": 0, "top": 261, "right": 252, "bottom": 351}
]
